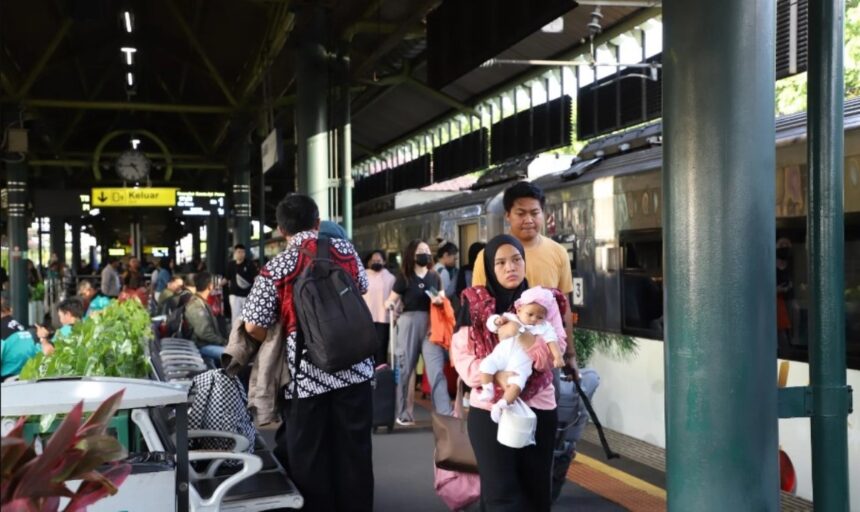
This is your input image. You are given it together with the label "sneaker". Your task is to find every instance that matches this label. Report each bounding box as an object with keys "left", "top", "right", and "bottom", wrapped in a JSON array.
[{"left": 395, "top": 418, "right": 415, "bottom": 427}]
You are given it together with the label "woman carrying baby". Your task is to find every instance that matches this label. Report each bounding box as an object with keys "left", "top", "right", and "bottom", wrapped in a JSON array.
[{"left": 451, "top": 234, "right": 568, "bottom": 511}]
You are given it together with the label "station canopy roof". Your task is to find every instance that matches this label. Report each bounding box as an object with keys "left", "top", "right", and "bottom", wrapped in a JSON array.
[{"left": 0, "top": 0, "right": 647, "bottom": 234}]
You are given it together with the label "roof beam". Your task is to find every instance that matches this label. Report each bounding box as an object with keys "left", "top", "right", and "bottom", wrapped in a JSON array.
[
  {"left": 55, "top": 67, "right": 113, "bottom": 151},
  {"left": 0, "top": 45, "right": 23, "bottom": 96},
  {"left": 357, "top": 8, "right": 660, "bottom": 161},
  {"left": 29, "top": 159, "right": 227, "bottom": 170},
  {"left": 12, "top": 99, "right": 237, "bottom": 114},
  {"left": 352, "top": 0, "right": 438, "bottom": 79},
  {"left": 17, "top": 19, "right": 73, "bottom": 98},
  {"left": 157, "top": 76, "right": 211, "bottom": 155},
  {"left": 210, "top": 2, "right": 296, "bottom": 152},
  {"left": 178, "top": 0, "right": 206, "bottom": 97},
  {"left": 166, "top": 0, "right": 238, "bottom": 106}
]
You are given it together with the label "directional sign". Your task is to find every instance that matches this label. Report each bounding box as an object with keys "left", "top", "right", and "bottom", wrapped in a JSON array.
[{"left": 91, "top": 188, "right": 177, "bottom": 207}]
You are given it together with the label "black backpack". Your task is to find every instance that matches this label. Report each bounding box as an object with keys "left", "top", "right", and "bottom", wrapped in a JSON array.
[
  {"left": 162, "top": 291, "right": 194, "bottom": 339},
  {"left": 293, "top": 237, "right": 378, "bottom": 374}
]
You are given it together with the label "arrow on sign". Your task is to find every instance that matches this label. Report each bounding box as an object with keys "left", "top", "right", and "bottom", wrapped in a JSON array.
[{"left": 98, "top": 192, "right": 108, "bottom": 203}]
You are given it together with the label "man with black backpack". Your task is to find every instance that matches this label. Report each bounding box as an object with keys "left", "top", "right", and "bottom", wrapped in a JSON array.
[{"left": 242, "top": 194, "right": 375, "bottom": 511}]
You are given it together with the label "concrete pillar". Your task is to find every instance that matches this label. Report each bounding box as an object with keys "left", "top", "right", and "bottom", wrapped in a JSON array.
[
  {"left": 232, "top": 143, "right": 252, "bottom": 249},
  {"left": 663, "top": 0, "right": 778, "bottom": 509},
  {"left": 296, "top": 3, "right": 331, "bottom": 219},
  {"left": 6, "top": 160, "right": 30, "bottom": 325}
]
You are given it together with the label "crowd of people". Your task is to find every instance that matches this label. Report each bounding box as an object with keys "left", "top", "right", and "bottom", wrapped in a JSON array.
[
  {"left": 228, "top": 182, "right": 580, "bottom": 510},
  {"left": 1, "top": 180, "right": 586, "bottom": 510}
]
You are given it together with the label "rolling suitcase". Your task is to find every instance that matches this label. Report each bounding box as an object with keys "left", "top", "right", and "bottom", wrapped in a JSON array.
[{"left": 371, "top": 320, "right": 397, "bottom": 433}]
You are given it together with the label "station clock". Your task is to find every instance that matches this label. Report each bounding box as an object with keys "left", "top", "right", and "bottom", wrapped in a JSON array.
[{"left": 115, "top": 150, "right": 151, "bottom": 182}]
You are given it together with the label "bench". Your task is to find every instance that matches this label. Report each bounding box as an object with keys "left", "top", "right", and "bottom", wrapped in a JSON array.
[
  {"left": 140, "top": 403, "right": 303, "bottom": 511},
  {"left": 150, "top": 337, "right": 208, "bottom": 383}
]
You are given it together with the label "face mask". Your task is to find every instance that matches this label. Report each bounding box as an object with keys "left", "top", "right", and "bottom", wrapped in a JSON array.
[
  {"left": 370, "top": 263, "right": 384, "bottom": 272},
  {"left": 415, "top": 254, "right": 431, "bottom": 267},
  {"left": 776, "top": 248, "right": 791, "bottom": 260}
]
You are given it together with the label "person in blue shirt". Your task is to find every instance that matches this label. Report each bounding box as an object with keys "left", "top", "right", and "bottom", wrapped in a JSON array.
[
  {"left": 77, "top": 279, "right": 112, "bottom": 317},
  {"left": 152, "top": 257, "right": 173, "bottom": 294},
  {"left": 1, "top": 330, "right": 54, "bottom": 381},
  {"left": 36, "top": 297, "right": 84, "bottom": 343}
]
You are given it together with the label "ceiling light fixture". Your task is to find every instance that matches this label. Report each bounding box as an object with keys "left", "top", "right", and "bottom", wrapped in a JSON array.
[
  {"left": 121, "top": 47, "right": 137, "bottom": 65},
  {"left": 124, "top": 11, "right": 133, "bottom": 33},
  {"left": 127, "top": 72, "right": 134, "bottom": 87}
]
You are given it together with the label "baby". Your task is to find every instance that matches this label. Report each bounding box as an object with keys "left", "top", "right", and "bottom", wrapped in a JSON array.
[{"left": 477, "top": 286, "right": 565, "bottom": 421}]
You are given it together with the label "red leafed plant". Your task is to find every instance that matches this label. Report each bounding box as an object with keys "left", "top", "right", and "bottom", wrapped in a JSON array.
[{"left": 1, "top": 389, "right": 132, "bottom": 512}]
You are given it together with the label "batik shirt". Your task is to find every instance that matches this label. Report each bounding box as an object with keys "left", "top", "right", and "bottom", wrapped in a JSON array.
[{"left": 241, "top": 230, "right": 373, "bottom": 398}]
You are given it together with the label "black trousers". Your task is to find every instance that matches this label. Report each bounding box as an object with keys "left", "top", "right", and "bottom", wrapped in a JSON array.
[
  {"left": 468, "top": 407, "right": 558, "bottom": 512},
  {"left": 277, "top": 381, "right": 374, "bottom": 511},
  {"left": 374, "top": 322, "right": 390, "bottom": 365}
]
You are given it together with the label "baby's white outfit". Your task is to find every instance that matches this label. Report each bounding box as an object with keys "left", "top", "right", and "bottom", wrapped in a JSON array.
[{"left": 479, "top": 312, "right": 558, "bottom": 394}]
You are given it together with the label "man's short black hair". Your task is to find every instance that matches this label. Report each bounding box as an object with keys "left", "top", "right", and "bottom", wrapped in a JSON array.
[
  {"left": 234, "top": 244, "right": 246, "bottom": 250},
  {"left": 194, "top": 271, "right": 213, "bottom": 292},
  {"left": 503, "top": 181, "right": 546, "bottom": 212},
  {"left": 57, "top": 297, "right": 85, "bottom": 319},
  {"left": 436, "top": 242, "right": 459, "bottom": 259},
  {"left": 276, "top": 194, "right": 319, "bottom": 236}
]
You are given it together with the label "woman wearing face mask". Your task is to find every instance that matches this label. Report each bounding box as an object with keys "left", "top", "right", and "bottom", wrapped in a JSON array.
[
  {"left": 364, "top": 250, "right": 397, "bottom": 364},
  {"left": 385, "top": 239, "right": 454, "bottom": 425}
]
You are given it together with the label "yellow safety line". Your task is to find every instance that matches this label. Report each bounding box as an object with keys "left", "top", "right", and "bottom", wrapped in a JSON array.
[{"left": 573, "top": 453, "right": 668, "bottom": 501}]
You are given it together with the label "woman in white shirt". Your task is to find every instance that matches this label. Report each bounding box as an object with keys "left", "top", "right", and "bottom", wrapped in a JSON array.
[{"left": 363, "top": 250, "right": 396, "bottom": 365}]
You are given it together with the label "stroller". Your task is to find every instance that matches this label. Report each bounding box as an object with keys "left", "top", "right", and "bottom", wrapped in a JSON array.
[{"left": 552, "top": 368, "right": 617, "bottom": 502}]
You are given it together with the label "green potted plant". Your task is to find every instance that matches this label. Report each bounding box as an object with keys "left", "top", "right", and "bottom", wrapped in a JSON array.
[
  {"left": 1, "top": 389, "right": 131, "bottom": 511},
  {"left": 20, "top": 299, "right": 152, "bottom": 380},
  {"left": 573, "top": 328, "right": 638, "bottom": 367}
]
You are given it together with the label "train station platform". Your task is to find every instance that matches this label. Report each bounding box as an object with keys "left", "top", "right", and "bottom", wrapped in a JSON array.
[{"left": 339, "top": 398, "right": 816, "bottom": 512}]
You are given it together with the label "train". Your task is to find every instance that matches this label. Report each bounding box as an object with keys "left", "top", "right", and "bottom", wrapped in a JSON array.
[
  {"left": 344, "top": 98, "right": 860, "bottom": 506},
  {"left": 261, "top": 99, "right": 860, "bottom": 505}
]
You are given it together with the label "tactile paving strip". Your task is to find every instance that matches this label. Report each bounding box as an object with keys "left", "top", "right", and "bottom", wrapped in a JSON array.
[{"left": 578, "top": 425, "right": 813, "bottom": 511}]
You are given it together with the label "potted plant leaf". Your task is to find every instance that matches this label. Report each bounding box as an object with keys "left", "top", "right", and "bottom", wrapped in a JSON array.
[{"left": 1, "top": 389, "right": 132, "bottom": 511}]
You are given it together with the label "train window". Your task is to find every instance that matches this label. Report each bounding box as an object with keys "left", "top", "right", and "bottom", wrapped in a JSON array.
[
  {"left": 776, "top": 217, "right": 860, "bottom": 370},
  {"left": 551, "top": 234, "right": 577, "bottom": 274},
  {"left": 620, "top": 230, "right": 663, "bottom": 339}
]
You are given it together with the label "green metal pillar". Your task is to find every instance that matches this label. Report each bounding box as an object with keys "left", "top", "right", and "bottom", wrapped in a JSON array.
[
  {"left": 336, "top": 46, "right": 353, "bottom": 237},
  {"left": 663, "top": 1, "right": 778, "bottom": 510},
  {"left": 50, "top": 216, "right": 65, "bottom": 264},
  {"left": 807, "top": 0, "right": 850, "bottom": 509},
  {"left": 70, "top": 220, "right": 81, "bottom": 275},
  {"left": 231, "top": 143, "right": 252, "bottom": 250},
  {"left": 296, "top": 3, "right": 331, "bottom": 220},
  {"left": 191, "top": 223, "right": 202, "bottom": 264},
  {"left": 6, "top": 160, "right": 30, "bottom": 325},
  {"left": 206, "top": 214, "right": 227, "bottom": 277}
]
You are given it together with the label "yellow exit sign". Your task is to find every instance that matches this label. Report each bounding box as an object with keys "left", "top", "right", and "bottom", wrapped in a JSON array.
[{"left": 91, "top": 188, "right": 177, "bottom": 207}]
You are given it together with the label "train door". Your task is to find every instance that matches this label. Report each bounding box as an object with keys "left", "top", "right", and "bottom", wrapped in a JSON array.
[{"left": 458, "top": 222, "right": 480, "bottom": 267}]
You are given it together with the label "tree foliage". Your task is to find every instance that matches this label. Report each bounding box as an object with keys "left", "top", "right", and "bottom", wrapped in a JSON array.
[{"left": 775, "top": 0, "right": 860, "bottom": 115}]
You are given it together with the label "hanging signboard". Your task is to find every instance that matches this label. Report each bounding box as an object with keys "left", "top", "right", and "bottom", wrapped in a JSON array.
[
  {"left": 261, "top": 128, "right": 283, "bottom": 174},
  {"left": 91, "top": 187, "right": 177, "bottom": 207}
]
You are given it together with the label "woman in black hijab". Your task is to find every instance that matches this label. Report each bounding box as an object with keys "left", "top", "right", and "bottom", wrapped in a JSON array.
[{"left": 452, "top": 234, "right": 561, "bottom": 512}]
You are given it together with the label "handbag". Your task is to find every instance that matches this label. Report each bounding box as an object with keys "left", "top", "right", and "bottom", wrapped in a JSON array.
[{"left": 432, "top": 378, "right": 479, "bottom": 474}]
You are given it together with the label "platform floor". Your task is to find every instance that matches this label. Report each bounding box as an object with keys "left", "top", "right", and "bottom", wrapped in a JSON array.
[{"left": 262, "top": 398, "right": 812, "bottom": 511}]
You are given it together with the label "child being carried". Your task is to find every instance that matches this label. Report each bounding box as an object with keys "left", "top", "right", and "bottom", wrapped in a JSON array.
[{"left": 477, "top": 286, "right": 565, "bottom": 422}]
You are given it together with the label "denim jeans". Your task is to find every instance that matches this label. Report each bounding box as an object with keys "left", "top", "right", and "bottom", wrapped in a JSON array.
[{"left": 199, "top": 344, "right": 225, "bottom": 368}]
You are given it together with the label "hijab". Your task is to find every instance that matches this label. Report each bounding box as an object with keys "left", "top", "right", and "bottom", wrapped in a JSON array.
[
  {"left": 483, "top": 234, "right": 529, "bottom": 314},
  {"left": 456, "top": 234, "right": 528, "bottom": 328}
]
